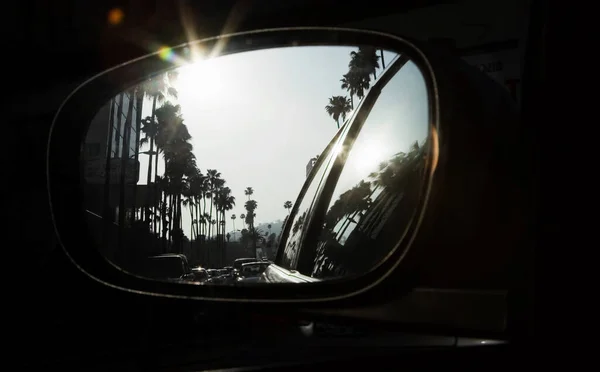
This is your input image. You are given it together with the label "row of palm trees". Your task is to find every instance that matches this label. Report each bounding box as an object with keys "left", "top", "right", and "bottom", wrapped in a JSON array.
[
  {"left": 325, "top": 46, "right": 384, "bottom": 129},
  {"left": 312, "top": 141, "right": 426, "bottom": 278},
  {"left": 109, "top": 70, "right": 250, "bottom": 255}
]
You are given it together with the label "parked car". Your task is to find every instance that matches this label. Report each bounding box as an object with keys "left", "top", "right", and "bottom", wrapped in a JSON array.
[
  {"left": 191, "top": 267, "right": 209, "bottom": 282},
  {"left": 138, "top": 254, "right": 196, "bottom": 283},
  {"left": 236, "top": 262, "right": 271, "bottom": 284}
]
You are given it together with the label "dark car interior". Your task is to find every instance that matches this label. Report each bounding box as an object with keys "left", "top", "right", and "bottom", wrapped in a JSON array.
[{"left": 12, "top": 0, "right": 540, "bottom": 369}]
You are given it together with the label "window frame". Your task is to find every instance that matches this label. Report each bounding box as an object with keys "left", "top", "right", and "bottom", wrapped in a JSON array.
[
  {"left": 274, "top": 124, "right": 350, "bottom": 268},
  {"left": 295, "top": 54, "right": 413, "bottom": 275}
]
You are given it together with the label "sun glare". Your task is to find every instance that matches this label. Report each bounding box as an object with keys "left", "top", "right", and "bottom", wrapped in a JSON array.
[
  {"left": 352, "top": 140, "right": 385, "bottom": 175},
  {"left": 175, "top": 59, "right": 227, "bottom": 112}
]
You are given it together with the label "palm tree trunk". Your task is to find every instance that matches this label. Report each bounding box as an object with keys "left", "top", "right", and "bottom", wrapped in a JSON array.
[
  {"left": 146, "top": 96, "right": 158, "bottom": 226},
  {"left": 380, "top": 49, "right": 385, "bottom": 69},
  {"left": 119, "top": 90, "right": 135, "bottom": 260},
  {"left": 189, "top": 204, "right": 195, "bottom": 240},
  {"left": 169, "top": 194, "right": 175, "bottom": 245},
  {"left": 161, "top": 190, "right": 168, "bottom": 253},
  {"left": 208, "top": 193, "right": 214, "bottom": 239},
  {"left": 153, "top": 151, "right": 162, "bottom": 236},
  {"left": 130, "top": 92, "right": 143, "bottom": 224},
  {"left": 193, "top": 199, "right": 198, "bottom": 240},
  {"left": 203, "top": 195, "right": 207, "bottom": 236}
]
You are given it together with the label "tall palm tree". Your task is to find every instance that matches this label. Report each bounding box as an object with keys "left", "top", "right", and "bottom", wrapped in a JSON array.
[
  {"left": 240, "top": 213, "right": 246, "bottom": 229},
  {"left": 188, "top": 171, "right": 204, "bottom": 240},
  {"left": 154, "top": 102, "right": 196, "bottom": 252},
  {"left": 215, "top": 186, "right": 235, "bottom": 248},
  {"left": 325, "top": 96, "right": 352, "bottom": 129},
  {"left": 130, "top": 87, "right": 145, "bottom": 223},
  {"left": 118, "top": 89, "right": 136, "bottom": 260},
  {"left": 244, "top": 200, "right": 257, "bottom": 229},
  {"left": 205, "top": 169, "right": 223, "bottom": 239},
  {"left": 244, "top": 187, "right": 254, "bottom": 200},
  {"left": 231, "top": 214, "right": 237, "bottom": 240},
  {"left": 349, "top": 46, "right": 380, "bottom": 81},
  {"left": 244, "top": 199, "right": 258, "bottom": 255},
  {"left": 340, "top": 70, "right": 370, "bottom": 108},
  {"left": 284, "top": 201, "right": 293, "bottom": 214},
  {"left": 182, "top": 187, "right": 196, "bottom": 248},
  {"left": 138, "top": 72, "right": 178, "bottom": 226}
]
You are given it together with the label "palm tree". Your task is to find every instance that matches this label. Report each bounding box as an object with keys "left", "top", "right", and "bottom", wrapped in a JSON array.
[
  {"left": 130, "top": 87, "right": 145, "bottom": 223},
  {"left": 284, "top": 201, "right": 293, "bottom": 214},
  {"left": 325, "top": 96, "right": 352, "bottom": 129},
  {"left": 182, "top": 187, "right": 196, "bottom": 250},
  {"left": 231, "top": 214, "right": 237, "bottom": 240},
  {"left": 138, "top": 72, "right": 178, "bottom": 226},
  {"left": 205, "top": 169, "right": 223, "bottom": 239},
  {"left": 152, "top": 101, "right": 196, "bottom": 252},
  {"left": 240, "top": 213, "right": 246, "bottom": 229},
  {"left": 117, "top": 89, "right": 136, "bottom": 259},
  {"left": 244, "top": 187, "right": 254, "bottom": 200},
  {"left": 244, "top": 200, "right": 257, "bottom": 229},
  {"left": 215, "top": 186, "right": 235, "bottom": 248},
  {"left": 341, "top": 70, "right": 370, "bottom": 108},
  {"left": 349, "top": 46, "right": 380, "bottom": 81},
  {"left": 188, "top": 171, "right": 205, "bottom": 241},
  {"left": 244, "top": 199, "right": 258, "bottom": 256}
]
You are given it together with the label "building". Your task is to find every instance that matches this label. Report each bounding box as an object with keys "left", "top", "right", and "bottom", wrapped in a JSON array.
[
  {"left": 306, "top": 157, "right": 317, "bottom": 178},
  {"left": 83, "top": 91, "right": 157, "bottom": 223},
  {"left": 84, "top": 91, "right": 141, "bottom": 170}
]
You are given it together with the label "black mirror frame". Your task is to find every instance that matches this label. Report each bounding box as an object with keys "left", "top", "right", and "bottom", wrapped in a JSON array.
[{"left": 48, "top": 27, "right": 440, "bottom": 303}]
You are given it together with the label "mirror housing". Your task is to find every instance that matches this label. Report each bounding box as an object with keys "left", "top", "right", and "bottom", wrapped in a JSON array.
[{"left": 48, "top": 27, "right": 522, "bottom": 334}]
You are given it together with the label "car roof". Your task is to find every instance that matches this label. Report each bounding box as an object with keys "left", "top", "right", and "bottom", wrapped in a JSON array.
[{"left": 241, "top": 262, "right": 269, "bottom": 267}]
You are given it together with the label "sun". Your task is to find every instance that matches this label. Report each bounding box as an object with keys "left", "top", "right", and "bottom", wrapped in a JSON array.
[
  {"left": 351, "top": 140, "right": 385, "bottom": 175},
  {"left": 175, "top": 59, "right": 227, "bottom": 112}
]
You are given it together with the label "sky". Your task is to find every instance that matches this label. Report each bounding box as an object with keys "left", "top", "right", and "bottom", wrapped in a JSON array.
[
  {"left": 133, "top": 46, "right": 401, "bottom": 239},
  {"left": 327, "top": 60, "right": 429, "bottom": 205}
]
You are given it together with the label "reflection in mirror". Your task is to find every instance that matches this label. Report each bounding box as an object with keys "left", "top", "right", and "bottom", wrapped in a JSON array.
[
  {"left": 82, "top": 44, "right": 427, "bottom": 286},
  {"left": 306, "top": 61, "right": 429, "bottom": 280}
]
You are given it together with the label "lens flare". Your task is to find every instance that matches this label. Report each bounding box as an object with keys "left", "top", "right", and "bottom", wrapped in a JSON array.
[
  {"left": 158, "top": 46, "right": 174, "bottom": 61},
  {"left": 107, "top": 8, "right": 124, "bottom": 25}
]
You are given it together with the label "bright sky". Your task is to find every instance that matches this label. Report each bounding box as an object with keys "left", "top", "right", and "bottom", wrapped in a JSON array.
[
  {"left": 135, "top": 46, "right": 399, "bottom": 239},
  {"left": 328, "top": 60, "right": 429, "bottom": 205}
]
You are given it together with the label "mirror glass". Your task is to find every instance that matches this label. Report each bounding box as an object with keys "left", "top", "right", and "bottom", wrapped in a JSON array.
[{"left": 83, "top": 44, "right": 429, "bottom": 286}]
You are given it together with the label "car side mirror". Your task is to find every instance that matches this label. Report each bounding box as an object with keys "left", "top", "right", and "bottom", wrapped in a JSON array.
[{"left": 48, "top": 27, "right": 522, "bottom": 337}]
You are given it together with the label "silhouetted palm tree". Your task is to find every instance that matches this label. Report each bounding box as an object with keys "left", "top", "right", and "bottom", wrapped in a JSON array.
[
  {"left": 205, "top": 169, "right": 223, "bottom": 239},
  {"left": 340, "top": 70, "right": 370, "bottom": 109},
  {"left": 325, "top": 96, "right": 352, "bottom": 129},
  {"left": 244, "top": 187, "right": 254, "bottom": 200},
  {"left": 231, "top": 214, "right": 237, "bottom": 240},
  {"left": 244, "top": 199, "right": 258, "bottom": 256},
  {"left": 349, "top": 46, "right": 380, "bottom": 81},
  {"left": 138, "top": 72, "right": 178, "bottom": 226}
]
